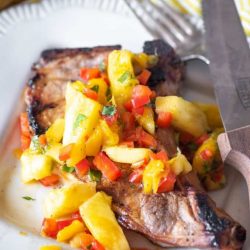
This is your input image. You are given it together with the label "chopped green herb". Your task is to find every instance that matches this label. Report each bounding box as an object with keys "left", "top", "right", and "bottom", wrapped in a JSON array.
[
  {"left": 203, "top": 163, "right": 211, "bottom": 174},
  {"left": 22, "top": 196, "right": 35, "bottom": 201},
  {"left": 118, "top": 71, "right": 131, "bottom": 83},
  {"left": 62, "top": 165, "right": 75, "bottom": 173},
  {"left": 30, "top": 135, "right": 44, "bottom": 153},
  {"left": 102, "top": 105, "right": 116, "bottom": 116},
  {"left": 90, "top": 85, "right": 99, "bottom": 93},
  {"left": 98, "top": 60, "right": 106, "bottom": 72},
  {"left": 89, "top": 169, "right": 102, "bottom": 182},
  {"left": 73, "top": 114, "right": 87, "bottom": 129},
  {"left": 106, "top": 88, "right": 112, "bottom": 102}
]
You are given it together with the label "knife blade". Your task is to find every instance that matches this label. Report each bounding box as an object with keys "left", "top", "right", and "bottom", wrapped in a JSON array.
[{"left": 202, "top": 0, "right": 250, "bottom": 132}]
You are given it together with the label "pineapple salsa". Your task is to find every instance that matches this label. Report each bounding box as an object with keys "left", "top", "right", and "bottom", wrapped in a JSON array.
[{"left": 19, "top": 49, "right": 224, "bottom": 250}]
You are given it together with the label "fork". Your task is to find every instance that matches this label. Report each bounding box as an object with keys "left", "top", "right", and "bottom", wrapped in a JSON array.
[{"left": 124, "top": 0, "right": 208, "bottom": 63}]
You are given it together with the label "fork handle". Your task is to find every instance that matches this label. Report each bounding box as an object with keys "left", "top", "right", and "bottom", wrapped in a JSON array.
[{"left": 217, "top": 125, "right": 250, "bottom": 207}]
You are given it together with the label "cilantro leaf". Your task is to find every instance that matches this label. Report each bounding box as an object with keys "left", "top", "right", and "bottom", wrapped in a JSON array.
[
  {"left": 90, "top": 85, "right": 99, "bottom": 93},
  {"left": 62, "top": 165, "right": 75, "bottom": 173},
  {"left": 73, "top": 114, "right": 87, "bottom": 129},
  {"left": 22, "top": 196, "right": 35, "bottom": 201},
  {"left": 118, "top": 71, "right": 131, "bottom": 83},
  {"left": 89, "top": 169, "right": 102, "bottom": 182},
  {"left": 102, "top": 105, "right": 116, "bottom": 116},
  {"left": 30, "top": 135, "right": 44, "bottom": 154}
]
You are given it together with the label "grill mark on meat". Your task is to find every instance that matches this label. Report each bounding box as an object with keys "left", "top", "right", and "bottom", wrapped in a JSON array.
[{"left": 143, "top": 39, "right": 183, "bottom": 96}]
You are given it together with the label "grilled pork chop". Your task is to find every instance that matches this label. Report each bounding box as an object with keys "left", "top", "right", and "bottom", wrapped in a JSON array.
[{"left": 24, "top": 40, "right": 246, "bottom": 249}]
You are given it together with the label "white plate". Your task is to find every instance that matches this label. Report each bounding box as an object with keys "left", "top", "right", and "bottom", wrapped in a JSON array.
[{"left": 0, "top": 1, "right": 249, "bottom": 249}]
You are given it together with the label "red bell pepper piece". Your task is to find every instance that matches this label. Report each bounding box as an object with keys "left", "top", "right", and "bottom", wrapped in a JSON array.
[
  {"left": 40, "top": 174, "right": 60, "bottom": 187},
  {"left": 75, "top": 159, "right": 90, "bottom": 178},
  {"left": 200, "top": 149, "right": 213, "bottom": 160},
  {"left": 80, "top": 68, "right": 100, "bottom": 82},
  {"left": 195, "top": 133, "right": 209, "bottom": 145},
  {"left": 136, "top": 69, "right": 151, "bottom": 85},
  {"left": 59, "top": 143, "right": 74, "bottom": 161},
  {"left": 124, "top": 100, "right": 133, "bottom": 112},
  {"left": 131, "top": 85, "right": 152, "bottom": 109},
  {"left": 84, "top": 88, "right": 98, "bottom": 101},
  {"left": 41, "top": 218, "right": 58, "bottom": 238},
  {"left": 157, "top": 171, "right": 176, "bottom": 193},
  {"left": 150, "top": 150, "right": 169, "bottom": 162},
  {"left": 93, "top": 152, "right": 122, "bottom": 181},
  {"left": 102, "top": 112, "right": 118, "bottom": 126},
  {"left": 137, "top": 127, "right": 157, "bottom": 149},
  {"left": 20, "top": 112, "right": 32, "bottom": 150},
  {"left": 121, "top": 112, "right": 135, "bottom": 132},
  {"left": 157, "top": 112, "right": 173, "bottom": 128},
  {"left": 132, "top": 106, "right": 145, "bottom": 116}
]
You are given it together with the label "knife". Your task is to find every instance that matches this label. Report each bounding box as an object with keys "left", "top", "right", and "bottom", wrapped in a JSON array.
[{"left": 202, "top": 0, "right": 250, "bottom": 205}]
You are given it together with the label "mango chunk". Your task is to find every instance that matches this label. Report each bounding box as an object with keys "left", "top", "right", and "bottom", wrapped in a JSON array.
[
  {"left": 57, "top": 220, "right": 85, "bottom": 242},
  {"left": 104, "top": 146, "right": 150, "bottom": 164}
]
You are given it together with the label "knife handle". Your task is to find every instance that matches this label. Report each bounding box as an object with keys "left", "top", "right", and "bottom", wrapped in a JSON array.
[{"left": 217, "top": 125, "right": 250, "bottom": 206}]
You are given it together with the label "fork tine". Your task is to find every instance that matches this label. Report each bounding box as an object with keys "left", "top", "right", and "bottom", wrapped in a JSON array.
[
  {"left": 157, "top": 0, "right": 194, "bottom": 36},
  {"left": 144, "top": 1, "right": 187, "bottom": 43},
  {"left": 124, "top": 0, "right": 178, "bottom": 48}
]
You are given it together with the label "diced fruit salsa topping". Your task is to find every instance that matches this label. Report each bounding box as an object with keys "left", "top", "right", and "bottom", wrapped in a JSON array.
[{"left": 19, "top": 49, "right": 225, "bottom": 249}]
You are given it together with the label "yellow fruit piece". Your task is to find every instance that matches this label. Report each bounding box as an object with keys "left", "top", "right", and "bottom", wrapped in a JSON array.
[
  {"left": 70, "top": 232, "right": 85, "bottom": 248},
  {"left": 143, "top": 160, "right": 165, "bottom": 194},
  {"left": 100, "top": 119, "right": 119, "bottom": 146},
  {"left": 104, "top": 146, "right": 150, "bottom": 164},
  {"left": 192, "top": 128, "right": 223, "bottom": 176},
  {"left": 155, "top": 96, "right": 209, "bottom": 137},
  {"left": 87, "top": 78, "right": 108, "bottom": 105},
  {"left": 63, "top": 82, "right": 102, "bottom": 164},
  {"left": 39, "top": 245, "right": 61, "bottom": 250},
  {"left": 168, "top": 153, "right": 192, "bottom": 175},
  {"left": 57, "top": 220, "right": 85, "bottom": 242},
  {"left": 43, "top": 182, "right": 96, "bottom": 218},
  {"left": 193, "top": 102, "right": 223, "bottom": 129},
  {"left": 80, "top": 192, "right": 130, "bottom": 250},
  {"left": 21, "top": 150, "right": 53, "bottom": 183},
  {"left": 136, "top": 106, "right": 155, "bottom": 135},
  {"left": 86, "top": 124, "right": 103, "bottom": 156},
  {"left": 45, "top": 142, "right": 63, "bottom": 164},
  {"left": 108, "top": 50, "right": 138, "bottom": 110},
  {"left": 45, "top": 119, "right": 65, "bottom": 143}
]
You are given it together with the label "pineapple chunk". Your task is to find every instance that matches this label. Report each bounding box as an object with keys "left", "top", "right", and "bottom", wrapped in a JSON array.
[
  {"left": 87, "top": 78, "right": 108, "bottom": 105},
  {"left": 21, "top": 150, "right": 53, "bottom": 183},
  {"left": 104, "top": 146, "right": 150, "bottom": 164},
  {"left": 57, "top": 220, "right": 85, "bottom": 242},
  {"left": 45, "top": 142, "right": 63, "bottom": 164},
  {"left": 168, "top": 153, "right": 192, "bottom": 175},
  {"left": 100, "top": 119, "right": 119, "bottom": 147},
  {"left": 108, "top": 50, "right": 138, "bottom": 110},
  {"left": 45, "top": 119, "right": 65, "bottom": 143},
  {"left": 86, "top": 124, "right": 103, "bottom": 156},
  {"left": 193, "top": 102, "right": 223, "bottom": 129},
  {"left": 63, "top": 82, "right": 102, "bottom": 165},
  {"left": 80, "top": 192, "right": 130, "bottom": 250},
  {"left": 136, "top": 107, "right": 155, "bottom": 135},
  {"left": 43, "top": 182, "right": 96, "bottom": 218},
  {"left": 155, "top": 96, "right": 209, "bottom": 137}
]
